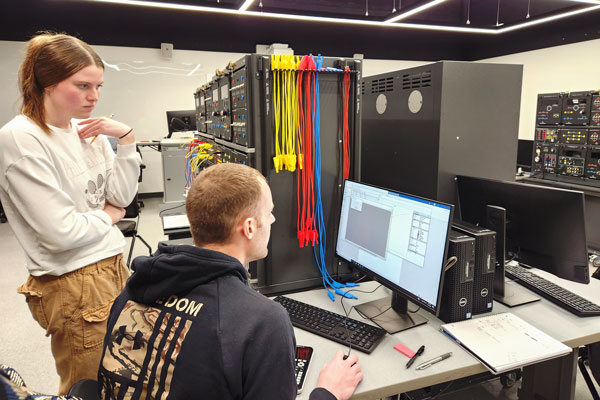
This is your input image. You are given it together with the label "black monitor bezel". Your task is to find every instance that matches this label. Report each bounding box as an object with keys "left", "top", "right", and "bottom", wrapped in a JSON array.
[
  {"left": 166, "top": 110, "right": 196, "bottom": 137},
  {"left": 335, "top": 179, "right": 455, "bottom": 316},
  {"left": 516, "top": 139, "right": 534, "bottom": 171},
  {"left": 456, "top": 175, "right": 590, "bottom": 284}
]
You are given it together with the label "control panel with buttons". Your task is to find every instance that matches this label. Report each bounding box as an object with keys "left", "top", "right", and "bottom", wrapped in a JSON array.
[
  {"left": 591, "top": 95, "right": 600, "bottom": 127},
  {"left": 562, "top": 91, "right": 592, "bottom": 126},
  {"left": 536, "top": 92, "right": 563, "bottom": 125},
  {"left": 194, "top": 87, "right": 208, "bottom": 133},
  {"left": 559, "top": 128, "right": 587, "bottom": 144},
  {"left": 586, "top": 146, "right": 600, "bottom": 180},
  {"left": 557, "top": 145, "right": 585, "bottom": 177},
  {"left": 535, "top": 127, "right": 559, "bottom": 143}
]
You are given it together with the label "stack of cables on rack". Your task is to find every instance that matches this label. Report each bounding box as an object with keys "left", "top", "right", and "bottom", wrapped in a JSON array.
[
  {"left": 184, "top": 139, "right": 218, "bottom": 196},
  {"left": 271, "top": 53, "right": 357, "bottom": 302}
]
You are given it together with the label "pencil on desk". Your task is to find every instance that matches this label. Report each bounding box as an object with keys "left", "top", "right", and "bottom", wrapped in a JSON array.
[{"left": 91, "top": 113, "right": 114, "bottom": 143}]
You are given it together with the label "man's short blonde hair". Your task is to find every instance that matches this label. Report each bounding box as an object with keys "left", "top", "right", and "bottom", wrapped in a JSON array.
[{"left": 185, "top": 163, "right": 265, "bottom": 246}]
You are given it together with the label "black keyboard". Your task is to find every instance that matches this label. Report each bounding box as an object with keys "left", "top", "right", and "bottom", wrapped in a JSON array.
[
  {"left": 274, "top": 296, "right": 386, "bottom": 354},
  {"left": 505, "top": 263, "right": 600, "bottom": 317}
]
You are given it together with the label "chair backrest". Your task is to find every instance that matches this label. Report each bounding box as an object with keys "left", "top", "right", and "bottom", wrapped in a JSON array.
[
  {"left": 122, "top": 146, "right": 145, "bottom": 219},
  {"left": 123, "top": 194, "right": 140, "bottom": 219}
]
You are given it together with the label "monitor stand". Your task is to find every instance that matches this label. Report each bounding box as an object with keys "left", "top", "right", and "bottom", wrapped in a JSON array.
[
  {"left": 486, "top": 205, "right": 540, "bottom": 307},
  {"left": 354, "top": 292, "right": 427, "bottom": 334},
  {"left": 495, "top": 278, "right": 540, "bottom": 307}
]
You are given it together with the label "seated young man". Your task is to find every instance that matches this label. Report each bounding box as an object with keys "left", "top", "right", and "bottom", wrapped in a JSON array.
[{"left": 97, "top": 163, "right": 362, "bottom": 400}]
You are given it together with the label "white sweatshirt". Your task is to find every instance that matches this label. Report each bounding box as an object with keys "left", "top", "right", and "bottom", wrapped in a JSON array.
[{"left": 0, "top": 115, "right": 141, "bottom": 276}]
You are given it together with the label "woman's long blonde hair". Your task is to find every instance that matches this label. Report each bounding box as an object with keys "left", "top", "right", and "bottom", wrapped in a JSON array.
[{"left": 19, "top": 32, "right": 104, "bottom": 134}]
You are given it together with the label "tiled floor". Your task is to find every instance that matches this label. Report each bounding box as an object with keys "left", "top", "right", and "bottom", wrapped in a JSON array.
[{"left": 0, "top": 196, "right": 597, "bottom": 399}]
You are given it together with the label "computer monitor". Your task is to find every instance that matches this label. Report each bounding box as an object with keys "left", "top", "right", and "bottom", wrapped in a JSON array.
[
  {"left": 456, "top": 175, "right": 590, "bottom": 284},
  {"left": 166, "top": 110, "right": 196, "bottom": 138},
  {"left": 335, "top": 180, "right": 454, "bottom": 333},
  {"left": 516, "top": 139, "right": 533, "bottom": 172}
]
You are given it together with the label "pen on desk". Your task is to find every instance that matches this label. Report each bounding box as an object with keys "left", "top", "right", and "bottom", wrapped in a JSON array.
[
  {"left": 405, "top": 345, "right": 425, "bottom": 369},
  {"left": 415, "top": 352, "right": 452, "bottom": 370},
  {"left": 90, "top": 113, "right": 114, "bottom": 143}
]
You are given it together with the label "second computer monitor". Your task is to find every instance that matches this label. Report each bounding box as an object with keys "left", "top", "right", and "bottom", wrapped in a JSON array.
[
  {"left": 456, "top": 175, "right": 589, "bottom": 284},
  {"left": 166, "top": 110, "right": 196, "bottom": 138},
  {"left": 336, "top": 180, "right": 453, "bottom": 333}
]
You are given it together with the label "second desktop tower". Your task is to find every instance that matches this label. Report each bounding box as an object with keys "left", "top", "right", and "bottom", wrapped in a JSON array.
[{"left": 453, "top": 221, "right": 496, "bottom": 314}]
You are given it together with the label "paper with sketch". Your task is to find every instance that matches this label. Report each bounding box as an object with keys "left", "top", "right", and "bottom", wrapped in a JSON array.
[{"left": 441, "top": 312, "right": 571, "bottom": 374}]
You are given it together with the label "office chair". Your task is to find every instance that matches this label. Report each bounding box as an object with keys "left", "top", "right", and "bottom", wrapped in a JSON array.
[
  {"left": 0, "top": 200, "right": 6, "bottom": 223},
  {"left": 117, "top": 146, "right": 152, "bottom": 267},
  {"left": 578, "top": 342, "right": 600, "bottom": 400},
  {"left": 118, "top": 194, "right": 152, "bottom": 267}
]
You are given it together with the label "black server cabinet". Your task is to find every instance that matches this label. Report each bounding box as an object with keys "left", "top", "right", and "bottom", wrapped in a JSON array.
[{"left": 360, "top": 61, "right": 523, "bottom": 205}]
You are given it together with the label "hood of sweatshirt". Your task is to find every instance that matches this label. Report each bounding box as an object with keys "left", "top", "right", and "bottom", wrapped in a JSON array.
[{"left": 127, "top": 243, "right": 249, "bottom": 304}]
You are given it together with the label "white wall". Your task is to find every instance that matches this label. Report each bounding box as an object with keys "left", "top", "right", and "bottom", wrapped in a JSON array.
[
  {"left": 4, "top": 37, "right": 599, "bottom": 193},
  {"left": 0, "top": 40, "right": 245, "bottom": 193},
  {"left": 362, "top": 59, "right": 428, "bottom": 77},
  {"left": 479, "top": 38, "right": 600, "bottom": 140},
  {"left": 0, "top": 39, "right": 430, "bottom": 195}
]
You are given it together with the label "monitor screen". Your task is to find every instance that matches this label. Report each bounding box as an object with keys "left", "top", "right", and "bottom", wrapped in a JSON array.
[
  {"left": 336, "top": 180, "right": 453, "bottom": 332},
  {"left": 456, "top": 175, "right": 590, "bottom": 284},
  {"left": 517, "top": 139, "right": 533, "bottom": 171},
  {"left": 166, "top": 110, "right": 196, "bottom": 137}
]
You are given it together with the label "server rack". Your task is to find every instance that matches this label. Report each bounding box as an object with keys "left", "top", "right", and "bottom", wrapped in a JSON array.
[{"left": 193, "top": 54, "right": 363, "bottom": 295}]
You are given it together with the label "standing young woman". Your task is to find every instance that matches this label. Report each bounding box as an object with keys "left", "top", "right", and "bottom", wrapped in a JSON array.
[{"left": 0, "top": 32, "right": 141, "bottom": 394}]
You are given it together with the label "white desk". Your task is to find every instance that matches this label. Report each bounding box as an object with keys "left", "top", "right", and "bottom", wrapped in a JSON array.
[{"left": 291, "top": 271, "right": 600, "bottom": 400}]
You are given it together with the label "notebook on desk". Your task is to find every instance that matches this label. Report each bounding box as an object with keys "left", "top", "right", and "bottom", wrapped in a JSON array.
[
  {"left": 162, "top": 214, "right": 190, "bottom": 230},
  {"left": 441, "top": 312, "right": 571, "bottom": 375}
]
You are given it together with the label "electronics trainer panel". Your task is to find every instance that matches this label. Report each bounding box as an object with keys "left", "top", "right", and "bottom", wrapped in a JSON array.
[
  {"left": 532, "top": 90, "right": 600, "bottom": 186},
  {"left": 189, "top": 54, "right": 363, "bottom": 296}
]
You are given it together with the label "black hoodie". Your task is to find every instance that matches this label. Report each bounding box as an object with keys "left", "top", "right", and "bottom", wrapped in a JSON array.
[{"left": 97, "top": 244, "right": 335, "bottom": 400}]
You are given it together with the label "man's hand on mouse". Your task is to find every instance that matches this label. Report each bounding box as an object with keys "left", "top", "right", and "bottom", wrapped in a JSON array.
[{"left": 315, "top": 350, "right": 362, "bottom": 400}]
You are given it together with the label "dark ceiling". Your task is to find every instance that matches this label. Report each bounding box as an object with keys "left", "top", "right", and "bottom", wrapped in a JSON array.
[{"left": 1, "top": 0, "right": 600, "bottom": 61}]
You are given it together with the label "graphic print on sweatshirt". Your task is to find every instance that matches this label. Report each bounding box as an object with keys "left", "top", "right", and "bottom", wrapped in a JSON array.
[
  {"left": 85, "top": 173, "right": 106, "bottom": 208},
  {"left": 100, "top": 300, "right": 193, "bottom": 399}
]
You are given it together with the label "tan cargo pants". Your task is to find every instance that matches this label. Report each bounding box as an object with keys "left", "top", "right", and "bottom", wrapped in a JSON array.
[{"left": 17, "top": 254, "right": 129, "bottom": 394}]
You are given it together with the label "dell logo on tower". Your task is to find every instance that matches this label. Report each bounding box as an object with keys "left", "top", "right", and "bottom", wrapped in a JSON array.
[
  {"left": 481, "top": 288, "right": 489, "bottom": 297},
  {"left": 459, "top": 297, "right": 467, "bottom": 307}
]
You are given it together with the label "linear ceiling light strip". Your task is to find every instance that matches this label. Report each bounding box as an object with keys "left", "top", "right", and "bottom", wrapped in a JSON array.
[
  {"left": 86, "top": 0, "right": 494, "bottom": 33},
  {"left": 384, "top": 0, "right": 446, "bottom": 23},
  {"left": 238, "top": 0, "right": 253, "bottom": 11},
  {"left": 86, "top": 0, "right": 600, "bottom": 34},
  {"left": 497, "top": 4, "right": 600, "bottom": 33}
]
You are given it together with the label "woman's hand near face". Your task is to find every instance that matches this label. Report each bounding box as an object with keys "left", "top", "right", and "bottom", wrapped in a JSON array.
[{"left": 77, "top": 117, "right": 131, "bottom": 140}]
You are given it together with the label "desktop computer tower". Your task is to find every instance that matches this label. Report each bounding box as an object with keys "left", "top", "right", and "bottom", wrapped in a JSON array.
[
  {"left": 453, "top": 221, "right": 496, "bottom": 314},
  {"left": 360, "top": 61, "right": 523, "bottom": 204},
  {"left": 439, "top": 229, "right": 475, "bottom": 323}
]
